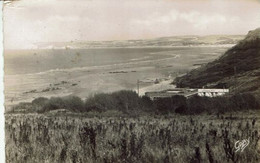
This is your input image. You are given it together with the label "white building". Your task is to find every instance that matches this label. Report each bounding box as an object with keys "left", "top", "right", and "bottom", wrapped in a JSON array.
[{"left": 198, "top": 89, "right": 229, "bottom": 97}]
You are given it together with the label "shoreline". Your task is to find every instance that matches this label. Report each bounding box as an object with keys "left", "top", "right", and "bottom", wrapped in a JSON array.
[
  {"left": 5, "top": 44, "right": 236, "bottom": 51},
  {"left": 137, "top": 79, "right": 175, "bottom": 96}
]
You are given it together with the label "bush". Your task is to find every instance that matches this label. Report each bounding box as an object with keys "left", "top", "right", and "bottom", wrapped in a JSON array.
[
  {"left": 186, "top": 95, "right": 210, "bottom": 114},
  {"left": 32, "top": 97, "right": 49, "bottom": 106},
  {"left": 42, "top": 97, "right": 65, "bottom": 112},
  {"left": 140, "top": 96, "right": 154, "bottom": 112},
  {"left": 11, "top": 91, "right": 260, "bottom": 115},
  {"left": 40, "top": 96, "right": 84, "bottom": 113},
  {"left": 229, "top": 93, "right": 260, "bottom": 111},
  {"left": 85, "top": 90, "right": 147, "bottom": 113},
  {"left": 183, "top": 93, "right": 260, "bottom": 115},
  {"left": 208, "top": 96, "right": 232, "bottom": 114},
  {"left": 63, "top": 96, "right": 84, "bottom": 112},
  {"left": 85, "top": 93, "right": 117, "bottom": 112},
  {"left": 11, "top": 102, "right": 33, "bottom": 113},
  {"left": 154, "top": 97, "right": 173, "bottom": 114},
  {"left": 32, "top": 97, "right": 49, "bottom": 113},
  {"left": 154, "top": 95, "right": 187, "bottom": 114},
  {"left": 114, "top": 90, "right": 141, "bottom": 112},
  {"left": 175, "top": 105, "right": 188, "bottom": 114}
]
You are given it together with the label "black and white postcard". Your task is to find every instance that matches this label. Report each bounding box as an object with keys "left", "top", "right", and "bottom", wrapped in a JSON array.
[{"left": 3, "top": 0, "right": 260, "bottom": 162}]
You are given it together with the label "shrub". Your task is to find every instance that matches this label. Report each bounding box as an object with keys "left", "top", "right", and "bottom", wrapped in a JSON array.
[
  {"left": 11, "top": 102, "right": 33, "bottom": 113},
  {"left": 11, "top": 91, "right": 260, "bottom": 114},
  {"left": 32, "top": 97, "right": 49, "bottom": 112},
  {"left": 154, "top": 97, "right": 173, "bottom": 114},
  {"left": 85, "top": 93, "right": 117, "bottom": 112},
  {"left": 175, "top": 105, "right": 188, "bottom": 114},
  {"left": 85, "top": 90, "right": 149, "bottom": 113},
  {"left": 42, "top": 97, "right": 66, "bottom": 112},
  {"left": 111, "top": 90, "right": 140, "bottom": 112},
  {"left": 32, "top": 97, "right": 49, "bottom": 106},
  {"left": 229, "top": 93, "right": 260, "bottom": 111},
  {"left": 140, "top": 96, "right": 154, "bottom": 112},
  {"left": 209, "top": 96, "right": 232, "bottom": 114},
  {"left": 63, "top": 96, "right": 84, "bottom": 112},
  {"left": 186, "top": 95, "right": 210, "bottom": 114},
  {"left": 154, "top": 95, "right": 187, "bottom": 114},
  {"left": 171, "top": 95, "right": 187, "bottom": 111},
  {"left": 184, "top": 93, "right": 259, "bottom": 114}
]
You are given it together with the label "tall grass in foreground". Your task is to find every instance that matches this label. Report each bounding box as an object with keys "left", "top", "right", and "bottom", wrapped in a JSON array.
[{"left": 5, "top": 113, "right": 260, "bottom": 163}]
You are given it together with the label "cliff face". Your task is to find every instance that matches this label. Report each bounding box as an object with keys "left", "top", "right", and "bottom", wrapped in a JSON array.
[{"left": 175, "top": 28, "right": 260, "bottom": 97}]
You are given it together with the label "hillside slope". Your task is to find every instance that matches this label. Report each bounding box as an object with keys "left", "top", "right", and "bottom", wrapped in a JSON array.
[{"left": 175, "top": 28, "right": 260, "bottom": 97}]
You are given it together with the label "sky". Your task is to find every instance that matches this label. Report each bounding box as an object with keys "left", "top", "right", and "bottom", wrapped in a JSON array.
[{"left": 3, "top": 0, "right": 260, "bottom": 49}]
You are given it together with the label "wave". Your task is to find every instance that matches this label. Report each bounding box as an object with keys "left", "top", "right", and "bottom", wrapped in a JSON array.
[{"left": 130, "top": 56, "right": 151, "bottom": 61}]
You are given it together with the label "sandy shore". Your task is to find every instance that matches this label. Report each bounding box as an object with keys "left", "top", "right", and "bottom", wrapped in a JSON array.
[
  {"left": 5, "top": 64, "right": 173, "bottom": 107},
  {"left": 138, "top": 79, "right": 175, "bottom": 96}
]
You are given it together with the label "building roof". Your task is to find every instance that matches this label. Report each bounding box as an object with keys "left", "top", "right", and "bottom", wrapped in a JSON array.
[
  {"left": 145, "top": 88, "right": 198, "bottom": 99},
  {"left": 198, "top": 89, "right": 229, "bottom": 93}
]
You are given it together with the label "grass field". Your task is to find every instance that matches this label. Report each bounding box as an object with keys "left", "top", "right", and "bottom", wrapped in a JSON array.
[{"left": 5, "top": 111, "right": 260, "bottom": 163}]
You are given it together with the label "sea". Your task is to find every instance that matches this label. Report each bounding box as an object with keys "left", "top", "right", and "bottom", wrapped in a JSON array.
[{"left": 4, "top": 47, "right": 230, "bottom": 107}]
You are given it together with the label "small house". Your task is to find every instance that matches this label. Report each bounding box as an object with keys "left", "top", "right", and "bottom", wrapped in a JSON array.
[{"left": 197, "top": 89, "right": 229, "bottom": 97}]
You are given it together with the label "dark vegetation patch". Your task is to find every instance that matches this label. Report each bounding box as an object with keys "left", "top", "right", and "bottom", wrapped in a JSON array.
[
  {"left": 109, "top": 71, "right": 128, "bottom": 74},
  {"left": 9, "top": 90, "right": 260, "bottom": 115},
  {"left": 23, "top": 81, "right": 79, "bottom": 94}
]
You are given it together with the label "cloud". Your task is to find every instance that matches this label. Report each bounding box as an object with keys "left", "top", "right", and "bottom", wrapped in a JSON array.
[
  {"left": 130, "top": 10, "right": 241, "bottom": 36},
  {"left": 179, "top": 12, "right": 228, "bottom": 30},
  {"left": 3, "top": 0, "right": 260, "bottom": 49}
]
